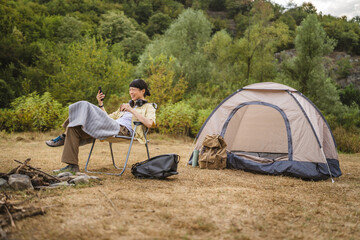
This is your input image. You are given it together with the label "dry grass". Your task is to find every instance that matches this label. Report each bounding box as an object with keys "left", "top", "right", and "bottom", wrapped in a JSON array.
[{"left": 0, "top": 131, "right": 359, "bottom": 240}]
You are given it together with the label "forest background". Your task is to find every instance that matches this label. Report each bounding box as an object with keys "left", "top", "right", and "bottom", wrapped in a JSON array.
[{"left": 0, "top": 0, "right": 359, "bottom": 153}]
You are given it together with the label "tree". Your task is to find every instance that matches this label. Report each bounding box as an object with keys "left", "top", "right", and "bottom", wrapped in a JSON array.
[
  {"left": 118, "top": 31, "right": 150, "bottom": 64},
  {"left": 301, "top": 2, "right": 317, "bottom": 14},
  {"left": 134, "top": 0, "right": 153, "bottom": 24},
  {"left": 204, "top": 30, "right": 245, "bottom": 94},
  {"left": 225, "top": 0, "right": 252, "bottom": 18},
  {"left": 234, "top": 1, "right": 290, "bottom": 83},
  {"left": 145, "top": 55, "right": 188, "bottom": 108},
  {"left": 99, "top": 11, "right": 136, "bottom": 44},
  {"left": 321, "top": 15, "right": 360, "bottom": 54},
  {"left": 145, "top": 12, "right": 172, "bottom": 38},
  {"left": 49, "top": 38, "right": 134, "bottom": 105},
  {"left": 137, "top": 9, "right": 212, "bottom": 91},
  {"left": 56, "top": 16, "right": 84, "bottom": 43},
  {"left": 283, "top": 4, "right": 308, "bottom": 25},
  {"left": 339, "top": 84, "right": 360, "bottom": 107},
  {"left": 0, "top": 79, "right": 14, "bottom": 108},
  {"left": 278, "top": 14, "right": 341, "bottom": 114}
]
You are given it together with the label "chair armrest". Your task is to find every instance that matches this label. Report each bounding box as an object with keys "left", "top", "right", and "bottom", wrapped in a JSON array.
[
  {"left": 133, "top": 121, "right": 143, "bottom": 126},
  {"left": 114, "top": 135, "right": 132, "bottom": 140}
]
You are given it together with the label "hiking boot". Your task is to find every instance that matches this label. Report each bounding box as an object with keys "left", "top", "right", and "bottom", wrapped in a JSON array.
[
  {"left": 46, "top": 134, "right": 66, "bottom": 147},
  {"left": 53, "top": 164, "right": 80, "bottom": 173}
]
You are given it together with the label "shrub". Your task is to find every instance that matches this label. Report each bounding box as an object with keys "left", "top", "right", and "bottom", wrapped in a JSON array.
[
  {"left": 105, "top": 94, "right": 129, "bottom": 114},
  {"left": 332, "top": 126, "right": 360, "bottom": 153},
  {"left": 145, "top": 55, "right": 188, "bottom": 110},
  {"left": 0, "top": 79, "right": 15, "bottom": 108},
  {"left": 157, "top": 101, "right": 196, "bottom": 135},
  {"left": 0, "top": 108, "right": 15, "bottom": 132},
  {"left": 339, "top": 84, "right": 360, "bottom": 107},
  {"left": 191, "top": 108, "right": 213, "bottom": 136},
  {"left": 336, "top": 57, "right": 352, "bottom": 79},
  {"left": 1, "top": 92, "right": 67, "bottom": 132},
  {"left": 337, "top": 105, "right": 360, "bottom": 130}
]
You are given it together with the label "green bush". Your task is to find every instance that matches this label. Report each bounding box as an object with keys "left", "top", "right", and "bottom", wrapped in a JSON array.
[
  {"left": 0, "top": 108, "right": 16, "bottom": 132},
  {"left": 333, "top": 126, "right": 360, "bottom": 153},
  {"left": 337, "top": 106, "right": 360, "bottom": 130},
  {"left": 336, "top": 57, "right": 352, "bottom": 79},
  {"left": 157, "top": 101, "right": 196, "bottom": 135},
  {"left": 1, "top": 92, "right": 67, "bottom": 132},
  {"left": 325, "top": 108, "right": 360, "bottom": 153},
  {"left": 0, "top": 79, "right": 15, "bottom": 108},
  {"left": 191, "top": 108, "right": 213, "bottom": 136},
  {"left": 339, "top": 84, "right": 360, "bottom": 107},
  {"left": 105, "top": 94, "right": 130, "bottom": 114}
]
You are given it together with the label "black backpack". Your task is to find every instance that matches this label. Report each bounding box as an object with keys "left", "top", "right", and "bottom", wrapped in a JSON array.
[{"left": 131, "top": 154, "right": 180, "bottom": 179}]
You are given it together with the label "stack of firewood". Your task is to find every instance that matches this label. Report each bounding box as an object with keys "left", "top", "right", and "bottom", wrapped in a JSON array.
[
  {"left": 4, "top": 158, "right": 61, "bottom": 187},
  {"left": 0, "top": 193, "right": 45, "bottom": 240}
]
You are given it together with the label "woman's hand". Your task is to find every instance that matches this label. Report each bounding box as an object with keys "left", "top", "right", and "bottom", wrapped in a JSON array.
[
  {"left": 96, "top": 90, "right": 105, "bottom": 105},
  {"left": 120, "top": 103, "right": 133, "bottom": 112}
]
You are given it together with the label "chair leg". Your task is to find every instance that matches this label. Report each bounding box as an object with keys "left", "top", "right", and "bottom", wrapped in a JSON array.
[
  {"left": 118, "top": 132, "right": 136, "bottom": 176},
  {"left": 85, "top": 126, "right": 139, "bottom": 176},
  {"left": 145, "top": 142, "right": 150, "bottom": 160},
  {"left": 85, "top": 138, "right": 132, "bottom": 176},
  {"left": 109, "top": 142, "right": 121, "bottom": 170},
  {"left": 84, "top": 139, "right": 96, "bottom": 173}
]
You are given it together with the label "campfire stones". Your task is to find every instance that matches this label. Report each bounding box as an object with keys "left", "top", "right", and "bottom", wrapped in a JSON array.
[
  {"left": 56, "top": 172, "right": 100, "bottom": 186},
  {"left": 8, "top": 174, "right": 34, "bottom": 190},
  {"left": 56, "top": 172, "right": 74, "bottom": 181},
  {"left": 0, "top": 178, "right": 9, "bottom": 189},
  {"left": 49, "top": 181, "right": 74, "bottom": 187},
  {"left": 69, "top": 175, "right": 91, "bottom": 184},
  {"left": 3, "top": 159, "right": 101, "bottom": 191},
  {"left": 57, "top": 172, "right": 73, "bottom": 178}
]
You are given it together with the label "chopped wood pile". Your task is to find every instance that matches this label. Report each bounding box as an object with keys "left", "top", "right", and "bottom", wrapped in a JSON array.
[
  {"left": 3, "top": 158, "right": 61, "bottom": 188},
  {"left": 0, "top": 193, "right": 45, "bottom": 240},
  {"left": 0, "top": 158, "right": 100, "bottom": 192}
]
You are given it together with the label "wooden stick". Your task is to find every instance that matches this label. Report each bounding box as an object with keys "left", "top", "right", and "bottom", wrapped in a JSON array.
[
  {"left": 99, "top": 189, "right": 120, "bottom": 215},
  {"left": 2, "top": 194, "right": 15, "bottom": 228},
  {"left": 0, "top": 208, "right": 45, "bottom": 227},
  {"left": 15, "top": 158, "right": 31, "bottom": 174},
  {"left": 3, "top": 205, "right": 15, "bottom": 228},
  {"left": 13, "top": 160, "right": 61, "bottom": 182}
]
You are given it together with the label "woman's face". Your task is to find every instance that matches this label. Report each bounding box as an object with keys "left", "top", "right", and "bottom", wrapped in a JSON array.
[{"left": 129, "top": 87, "right": 145, "bottom": 101}]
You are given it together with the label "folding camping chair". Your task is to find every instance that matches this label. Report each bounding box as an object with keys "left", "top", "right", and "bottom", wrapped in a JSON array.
[{"left": 84, "top": 103, "right": 157, "bottom": 176}]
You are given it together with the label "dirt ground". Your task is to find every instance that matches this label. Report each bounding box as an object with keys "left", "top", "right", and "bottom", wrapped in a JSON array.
[{"left": 0, "top": 131, "right": 359, "bottom": 240}]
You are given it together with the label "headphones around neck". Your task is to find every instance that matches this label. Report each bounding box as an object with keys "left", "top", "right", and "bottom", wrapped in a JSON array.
[{"left": 129, "top": 99, "right": 148, "bottom": 108}]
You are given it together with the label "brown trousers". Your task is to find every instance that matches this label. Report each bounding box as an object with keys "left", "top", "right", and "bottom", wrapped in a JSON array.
[{"left": 61, "top": 119, "right": 130, "bottom": 165}]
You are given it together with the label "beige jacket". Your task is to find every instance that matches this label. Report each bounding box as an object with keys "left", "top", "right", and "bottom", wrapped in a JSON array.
[{"left": 108, "top": 103, "right": 156, "bottom": 144}]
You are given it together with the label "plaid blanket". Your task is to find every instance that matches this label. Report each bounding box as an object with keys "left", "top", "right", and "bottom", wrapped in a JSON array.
[{"left": 67, "top": 101, "right": 120, "bottom": 140}]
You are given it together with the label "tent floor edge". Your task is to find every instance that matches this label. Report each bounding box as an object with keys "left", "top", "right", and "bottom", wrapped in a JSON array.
[{"left": 226, "top": 152, "right": 341, "bottom": 181}]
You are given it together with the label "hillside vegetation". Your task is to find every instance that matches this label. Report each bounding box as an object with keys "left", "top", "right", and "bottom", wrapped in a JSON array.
[{"left": 0, "top": 0, "right": 360, "bottom": 152}]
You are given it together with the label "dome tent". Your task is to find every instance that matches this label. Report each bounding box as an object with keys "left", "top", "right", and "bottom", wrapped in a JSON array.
[{"left": 191, "top": 82, "right": 341, "bottom": 180}]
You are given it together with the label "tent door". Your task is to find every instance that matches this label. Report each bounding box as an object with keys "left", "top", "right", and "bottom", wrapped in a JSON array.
[{"left": 220, "top": 101, "right": 293, "bottom": 161}]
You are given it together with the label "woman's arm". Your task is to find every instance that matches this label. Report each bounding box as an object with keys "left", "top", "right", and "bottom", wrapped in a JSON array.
[
  {"left": 121, "top": 104, "right": 154, "bottom": 128},
  {"left": 96, "top": 90, "right": 107, "bottom": 113}
]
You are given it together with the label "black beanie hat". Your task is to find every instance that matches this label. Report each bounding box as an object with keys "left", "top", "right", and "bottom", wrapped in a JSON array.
[{"left": 129, "top": 79, "right": 151, "bottom": 97}]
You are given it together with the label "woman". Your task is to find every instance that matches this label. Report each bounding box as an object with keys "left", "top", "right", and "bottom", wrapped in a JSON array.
[{"left": 47, "top": 79, "right": 156, "bottom": 172}]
